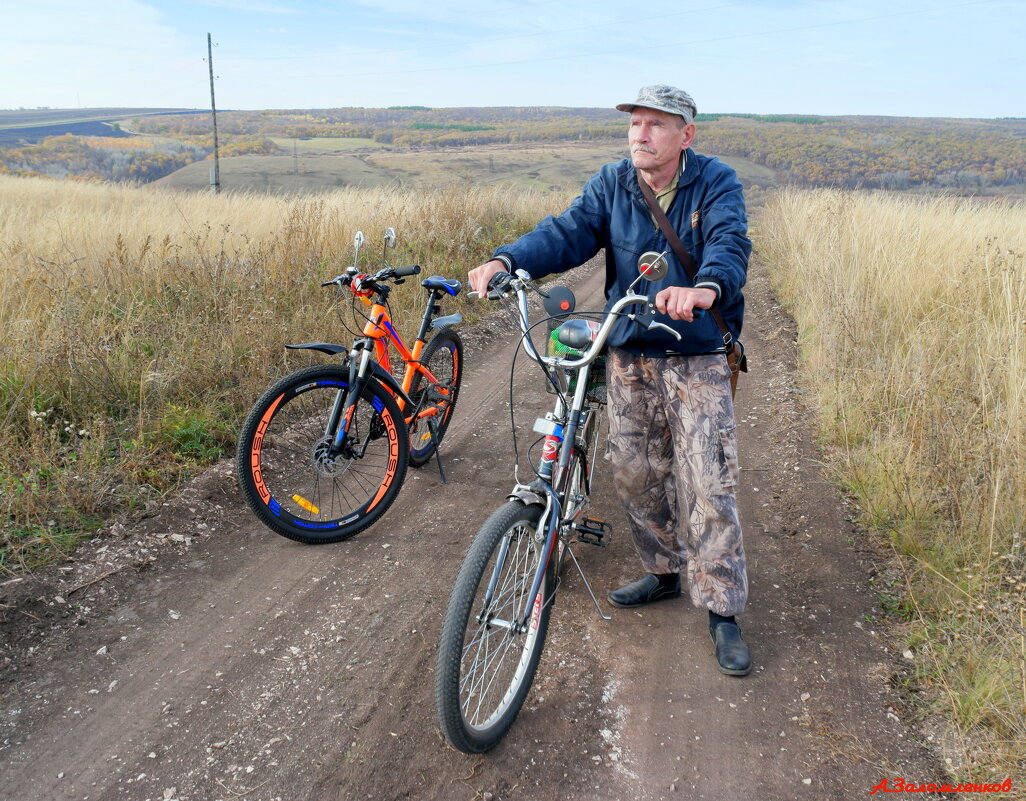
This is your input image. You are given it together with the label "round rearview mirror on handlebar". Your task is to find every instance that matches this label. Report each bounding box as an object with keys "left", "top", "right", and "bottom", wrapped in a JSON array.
[
  {"left": 384, "top": 227, "right": 397, "bottom": 249},
  {"left": 543, "top": 285, "right": 576, "bottom": 318},
  {"left": 637, "top": 251, "right": 669, "bottom": 282}
]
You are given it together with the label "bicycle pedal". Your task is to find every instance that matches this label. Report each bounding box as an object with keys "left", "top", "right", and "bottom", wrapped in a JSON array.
[{"left": 572, "top": 517, "right": 611, "bottom": 546}]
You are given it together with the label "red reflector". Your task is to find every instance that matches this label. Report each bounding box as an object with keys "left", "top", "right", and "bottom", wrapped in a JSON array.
[{"left": 560, "top": 300, "right": 570, "bottom": 310}]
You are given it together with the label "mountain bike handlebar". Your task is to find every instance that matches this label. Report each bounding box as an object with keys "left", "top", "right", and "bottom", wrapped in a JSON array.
[{"left": 321, "top": 264, "right": 422, "bottom": 291}]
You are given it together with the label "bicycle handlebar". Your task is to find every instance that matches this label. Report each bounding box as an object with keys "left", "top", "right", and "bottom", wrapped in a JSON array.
[
  {"left": 493, "top": 270, "right": 682, "bottom": 371},
  {"left": 321, "top": 264, "right": 421, "bottom": 291}
]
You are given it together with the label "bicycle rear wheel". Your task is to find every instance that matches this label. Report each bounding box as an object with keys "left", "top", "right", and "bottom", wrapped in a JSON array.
[
  {"left": 236, "top": 364, "right": 409, "bottom": 544},
  {"left": 435, "top": 501, "right": 555, "bottom": 753},
  {"left": 407, "top": 329, "right": 463, "bottom": 467}
]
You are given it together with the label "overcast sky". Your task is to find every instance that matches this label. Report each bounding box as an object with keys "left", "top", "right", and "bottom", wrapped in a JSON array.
[{"left": 2, "top": 0, "right": 1022, "bottom": 117}]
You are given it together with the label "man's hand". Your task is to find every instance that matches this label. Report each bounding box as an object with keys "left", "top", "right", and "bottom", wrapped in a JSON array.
[
  {"left": 654, "top": 286, "right": 716, "bottom": 322},
  {"left": 468, "top": 259, "right": 508, "bottom": 298}
]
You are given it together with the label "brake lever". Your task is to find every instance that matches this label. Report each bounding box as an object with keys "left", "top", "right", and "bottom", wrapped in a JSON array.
[
  {"left": 523, "top": 275, "right": 549, "bottom": 298},
  {"left": 648, "top": 321, "right": 683, "bottom": 341}
]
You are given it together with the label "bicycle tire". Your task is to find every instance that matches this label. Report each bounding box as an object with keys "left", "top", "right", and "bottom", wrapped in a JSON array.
[
  {"left": 435, "top": 501, "right": 555, "bottom": 753},
  {"left": 236, "top": 364, "right": 409, "bottom": 544},
  {"left": 407, "top": 328, "right": 463, "bottom": 468}
]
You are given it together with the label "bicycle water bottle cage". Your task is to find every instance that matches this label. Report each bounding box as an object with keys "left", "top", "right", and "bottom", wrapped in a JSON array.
[{"left": 422, "top": 276, "right": 462, "bottom": 296}]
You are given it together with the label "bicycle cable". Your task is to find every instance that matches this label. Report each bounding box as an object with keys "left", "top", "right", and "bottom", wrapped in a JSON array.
[{"left": 504, "top": 300, "right": 630, "bottom": 481}]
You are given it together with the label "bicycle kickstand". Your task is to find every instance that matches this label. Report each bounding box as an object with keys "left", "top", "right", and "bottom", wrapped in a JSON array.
[
  {"left": 565, "top": 544, "right": 612, "bottom": 621},
  {"left": 427, "top": 418, "right": 448, "bottom": 484}
]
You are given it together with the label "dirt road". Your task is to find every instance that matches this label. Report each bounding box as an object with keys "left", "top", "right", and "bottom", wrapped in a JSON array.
[{"left": 1, "top": 261, "right": 945, "bottom": 801}]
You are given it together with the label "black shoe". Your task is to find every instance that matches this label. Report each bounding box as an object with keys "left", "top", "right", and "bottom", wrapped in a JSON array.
[
  {"left": 607, "top": 573, "right": 681, "bottom": 608},
  {"left": 709, "top": 621, "right": 752, "bottom": 676}
]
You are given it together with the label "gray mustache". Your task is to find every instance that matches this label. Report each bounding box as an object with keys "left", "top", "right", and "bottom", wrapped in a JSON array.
[{"left": 632, "top": 145, "right": 656, "bottom": 154}]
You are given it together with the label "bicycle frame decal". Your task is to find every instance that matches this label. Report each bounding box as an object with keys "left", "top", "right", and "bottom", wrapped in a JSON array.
[
  {"left": 251, "top": 392, "right": 286, "bottom": 504},
  {"left": 529, "top": 589, "right": 543, "bottom": 632},
  {"left": 366, "top": 404, "right": 401, "bottom": 512}
]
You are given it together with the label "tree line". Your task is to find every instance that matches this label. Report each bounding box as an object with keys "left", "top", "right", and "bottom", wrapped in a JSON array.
[{"left": 2, "top": 106, "right": 1023, "bottom": 191}]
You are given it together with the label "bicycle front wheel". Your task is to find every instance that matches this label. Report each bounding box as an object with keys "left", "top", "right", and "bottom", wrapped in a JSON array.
[
  {"left": 236, "top": 364, "right": 409, "bottom": 544},
  {"left": 435, "top": 501, "right": 555, "bottom": 753},
  {"left": 407, "top": 329, "right": 463, "bottom": 467}
]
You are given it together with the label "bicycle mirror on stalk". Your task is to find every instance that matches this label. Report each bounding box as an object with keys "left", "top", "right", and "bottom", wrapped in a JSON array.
[
  {"left": 629, "top": 250, "right": 669, "bottom": 293},
  {"left": 382, "top": 227, "right": 397, "bottom": 267},
  {"left": 543, "top": 285, "right": 576, "bottom": 318},
  {"left": 353, "top": 230, "right": 365, "bottom": 267}
]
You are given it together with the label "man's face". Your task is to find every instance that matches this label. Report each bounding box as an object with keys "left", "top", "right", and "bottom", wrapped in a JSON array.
[{"left": 628, "top": 108, "right": 695, "bottom": 173}]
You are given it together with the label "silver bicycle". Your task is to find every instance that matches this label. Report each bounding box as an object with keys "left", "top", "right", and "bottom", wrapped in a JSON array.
[{"left": 434, "top": 254, "right": 681, "bottom": 753}]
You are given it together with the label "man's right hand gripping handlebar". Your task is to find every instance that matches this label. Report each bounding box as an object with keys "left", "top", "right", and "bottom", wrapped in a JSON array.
[{"left": 467, "top": 258, "right": 512, "bottom": 299}]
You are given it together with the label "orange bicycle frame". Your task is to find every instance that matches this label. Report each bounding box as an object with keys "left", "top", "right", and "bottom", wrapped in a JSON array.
[{"left": 358, "top": 296, "right": 450, "bottom": 423}]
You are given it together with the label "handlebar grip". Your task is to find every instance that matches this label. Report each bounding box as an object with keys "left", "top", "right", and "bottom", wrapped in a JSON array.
[
  {"left": 395, "top": 264, "right": 421, "bottom": 278},
  {"left": 486, "top": 271, "right": 513, "bottom": 298}
]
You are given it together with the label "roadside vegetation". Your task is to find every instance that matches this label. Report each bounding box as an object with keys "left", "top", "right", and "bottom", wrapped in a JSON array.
[
  {"left": 760, "top": 188, "right": 1025, "bottom": 788},
  {"left": 0, "top": 174, "right": 568, "bottom": 571}
]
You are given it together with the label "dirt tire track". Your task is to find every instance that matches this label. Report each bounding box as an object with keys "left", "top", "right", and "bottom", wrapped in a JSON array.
[{"left": 1, "top": 258, "right": 945, "bottom": 801}]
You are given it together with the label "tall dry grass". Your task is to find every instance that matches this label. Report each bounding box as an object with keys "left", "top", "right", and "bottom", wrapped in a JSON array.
[
  {"left": 0, "top": 174, "right": 568, "bottom": 568},
  {"left": 760, "top": 188, "right": 1025, "bottom": 787}
]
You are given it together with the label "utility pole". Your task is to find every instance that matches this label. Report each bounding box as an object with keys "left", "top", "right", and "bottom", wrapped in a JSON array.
[{"left": 207, "top": 33, "right": 221, "bottom": 194}]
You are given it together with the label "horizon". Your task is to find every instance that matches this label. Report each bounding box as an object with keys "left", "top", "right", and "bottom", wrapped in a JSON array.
[
  {"left": 3, "top": 105, "right": 1024, "bottom": 123},
  {"left": 2, "top": 1, "right": 1023, "bottom": 118}
]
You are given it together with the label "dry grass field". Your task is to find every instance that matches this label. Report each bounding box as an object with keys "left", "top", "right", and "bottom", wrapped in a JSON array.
[
  {"left": 0, "top": 174, "right": 569, "bottom": 568},
  {"left": 760, "top": 188, "right": 1026, "bottom": 785},
  {"left": 152, "top": 139, "right": 778, "bottom": 199}
]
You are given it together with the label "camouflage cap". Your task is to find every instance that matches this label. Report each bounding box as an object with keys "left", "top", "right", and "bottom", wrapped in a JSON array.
[{"left": 616, "top": 85, "right": 697, "bottom": 125}]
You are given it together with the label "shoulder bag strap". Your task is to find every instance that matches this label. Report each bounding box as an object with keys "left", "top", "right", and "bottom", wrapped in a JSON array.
[{"left": 636, "top": 176, "right": 736, "bottom": 354}]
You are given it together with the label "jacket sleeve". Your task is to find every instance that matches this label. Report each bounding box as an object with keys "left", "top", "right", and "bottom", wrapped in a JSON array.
[
  {"left": 693, "top": 165, "right": 751, "bottom": 304},
  {"left": 493, "top": 169, "right": 610, "bottom": 279}
]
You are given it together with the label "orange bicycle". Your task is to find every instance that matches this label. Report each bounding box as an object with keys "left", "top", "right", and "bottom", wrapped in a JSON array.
[{"left": 236, "top": 228, "right": 464, "bottom": 544}]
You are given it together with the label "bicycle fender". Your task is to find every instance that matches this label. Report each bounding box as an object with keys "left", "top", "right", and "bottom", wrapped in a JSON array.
[
  {"left": 430, "top": 313, "right": 463, "bottom": 330},
  {"left": 366, "top": 360, "right": 414, "bottom": 408},
  {"left": 284, "top": 342, "right": 349, "bottom": 356},
  {"left": 507, "top": 487, "right": 546, "bottom": 507}
]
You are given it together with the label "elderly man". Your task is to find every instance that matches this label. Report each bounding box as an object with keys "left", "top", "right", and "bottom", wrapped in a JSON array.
[{"left": 468, "top": 85, "right": 752, "bottom": 676}]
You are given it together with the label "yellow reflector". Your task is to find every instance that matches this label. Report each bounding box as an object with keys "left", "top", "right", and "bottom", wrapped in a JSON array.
[
  {"left": 419, "top": 432, "right": 432, "bottom": 444},
  {"left": 292, "top": 494, "right": 319, "bottom": 515}
]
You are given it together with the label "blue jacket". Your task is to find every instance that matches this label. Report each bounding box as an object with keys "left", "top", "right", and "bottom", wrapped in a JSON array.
[{"left": 494, "top": 150, "right": 751, "bottom": 355}]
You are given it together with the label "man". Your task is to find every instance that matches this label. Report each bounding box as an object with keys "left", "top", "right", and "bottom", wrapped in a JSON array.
[{"left": 468, "top": 85, "right": 751, "bottom": 676}]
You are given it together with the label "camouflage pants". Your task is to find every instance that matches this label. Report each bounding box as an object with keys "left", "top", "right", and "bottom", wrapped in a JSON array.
[{"left": 605, "top": 348, "right": 747, "bottom": 616}]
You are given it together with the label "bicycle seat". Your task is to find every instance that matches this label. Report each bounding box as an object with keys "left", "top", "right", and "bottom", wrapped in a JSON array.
[{"left": 422, "top": 276, "right": 462, "bottom": 296}]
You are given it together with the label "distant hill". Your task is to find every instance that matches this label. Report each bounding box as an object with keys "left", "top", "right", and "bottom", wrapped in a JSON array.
[
  {"left": 0, "top": 107, "right": 203, "bottom": 127},
  {"left": 151, "top": 140, "right": 779, "bottom": 198},
  {"left": 0, "top": 108, "right": 206, "bottom": 145},
  {"left": 2, "top": 106, "right": 1023, "bottom": 196}
]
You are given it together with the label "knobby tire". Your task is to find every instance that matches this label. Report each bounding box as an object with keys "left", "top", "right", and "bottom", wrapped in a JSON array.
[
  {"left": 435, "top": 501, "right": 555, "bottom": 753},
  {"left": 236, "top": 364, "right": 409, "bottom": 544},
  {"left": 407, "top": 329, "right": 463, "bottom": 468}
]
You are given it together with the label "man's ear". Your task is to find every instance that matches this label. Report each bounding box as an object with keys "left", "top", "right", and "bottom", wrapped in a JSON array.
[{"left": 681, "top": 123, "right": 697, "bottom": 150}]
